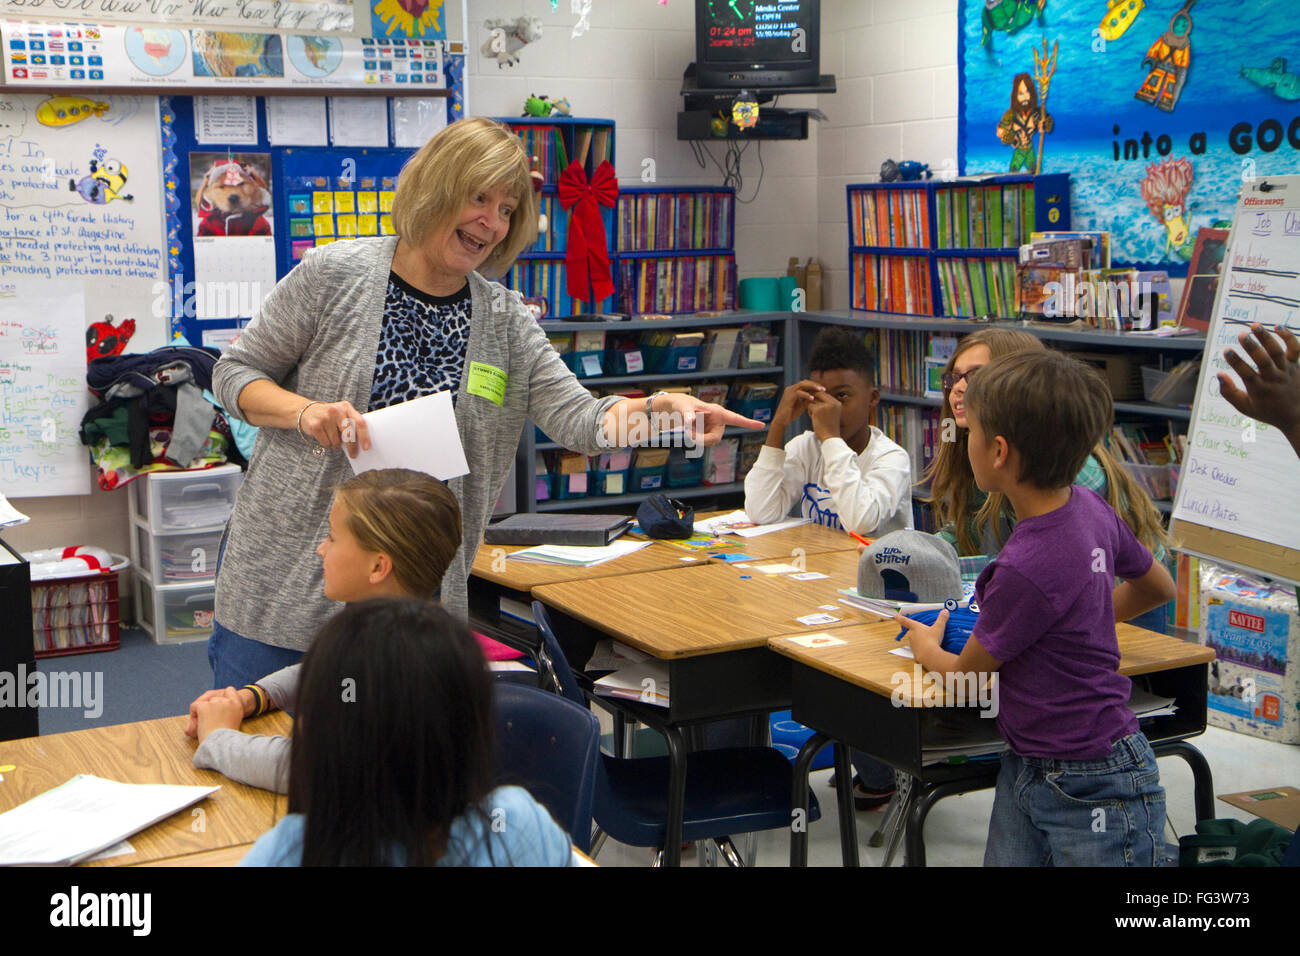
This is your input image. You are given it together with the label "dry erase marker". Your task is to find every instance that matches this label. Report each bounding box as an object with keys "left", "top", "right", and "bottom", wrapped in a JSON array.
[{"left": 847, "top": 530, "right": 872, "bottom": 547}]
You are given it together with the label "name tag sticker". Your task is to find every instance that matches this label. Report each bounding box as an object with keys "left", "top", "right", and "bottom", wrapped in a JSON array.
[
  {"left": 796, "top": 613, "right": 840, "bottom": 626},
  {"left": 467, "top": 362, "right": 507, "bottom": 406}
]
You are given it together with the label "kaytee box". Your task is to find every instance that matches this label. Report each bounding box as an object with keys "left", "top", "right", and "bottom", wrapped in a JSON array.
[{"left": 1198, "top": 569, "right": 1300, "bottom": 744}]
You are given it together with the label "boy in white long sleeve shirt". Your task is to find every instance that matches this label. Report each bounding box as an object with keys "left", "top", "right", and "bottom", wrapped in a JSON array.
[{"left": 745, "top": 327, "right": 912, "bottom": 538}]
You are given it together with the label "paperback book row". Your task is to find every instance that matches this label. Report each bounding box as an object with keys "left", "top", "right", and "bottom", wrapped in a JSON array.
[
  {"left": 504, "top": 259, "right": 608, "bottom": 319},
  {"left": 851, "top": 254, "right": 933, "bottom": 314},
  {"left": 937, "top": 257, "right": 1018, "bottom": 318},
  {"left": 509, "top": 122, "right": 612, "bottom": 185},
  {"left": 31, "top": 579, "right": 118, "bottom": 654},
  {"left": 544, "top": 324, "right": 778, "bottom": 379},
  {"left": 616, "top": 255, "right": 737, "bottom": 316},
  {"left": 1103, "top": 420, "right": 1186, "bottom": 502},
  {"left": 1018, "top": 231, "right": 1173, "bottom": 330},
  {"left": 849, "top": 187, "right": 930, "bottom": 248},
  {"left": 617, "top": 190, "right": 734, "bottom": 252},
  {"left": 865, "top": 328, "right": 957, "bottom": 398},
  {"left": 874, "top": 403, "right": 944, "bottom": 485},
  {"left": 935, "top": 181, "right": 1038, "bottom": 250}
]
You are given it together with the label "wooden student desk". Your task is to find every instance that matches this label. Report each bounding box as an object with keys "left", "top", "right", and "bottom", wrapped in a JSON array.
[
  {"left": 531, "top": 549, "right": 864, "bottom": 865},
  {"left": 768, "top": 621, "right": 1218, "bottom": 867},
  {"left": 0, "top": 711, "right": 292, "bottom": 867}
]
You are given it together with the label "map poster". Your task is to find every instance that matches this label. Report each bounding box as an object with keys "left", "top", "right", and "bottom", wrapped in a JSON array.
[
  {"left": 3, "top": 21, "right": 444, "bottom": 90},
  {"left": 0, "top": 0, "right": 354, "bottom": 34}
]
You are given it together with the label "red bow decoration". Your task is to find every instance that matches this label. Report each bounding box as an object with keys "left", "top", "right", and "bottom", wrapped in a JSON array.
[{"left": 558, "top": 159, "right": 618, "bottom": 304}]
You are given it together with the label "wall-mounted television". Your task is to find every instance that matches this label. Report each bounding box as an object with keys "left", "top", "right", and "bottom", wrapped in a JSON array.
[{"left": 694, "top": 0, "right": 820, "bottom": 90}]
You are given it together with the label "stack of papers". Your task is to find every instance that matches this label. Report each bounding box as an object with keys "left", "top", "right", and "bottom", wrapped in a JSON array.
[
  {"left": 838, "top": 588, "right": 947, "bottom": 621},
  {"left": 694, "top": 510, "right": 810, "bottom": 538},
  {"left": 593, "top": 660, "right": 670, "bottom": 707},
  {"left": 0, "top": 494, "right": 30, "bottom": 528},
  {"left": 506, "top": 539, "right": 650, "bottom": 567},
  {"left": 0, "top": 774, "right": 219, "bottom": 866}
]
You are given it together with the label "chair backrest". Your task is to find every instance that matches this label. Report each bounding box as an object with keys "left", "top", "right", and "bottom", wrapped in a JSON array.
[
  {"left": 493, "top": 681, "right": 599, "bottom": 853},
  {"left": 530, "top": 600, "right": 588, "bottom": 707}
]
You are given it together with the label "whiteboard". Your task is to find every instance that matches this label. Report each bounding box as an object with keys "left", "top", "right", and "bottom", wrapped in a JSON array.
[
  {"left": 0, "top": 92, "right": 167, "bottom": 496},
  {"left": 1170, "top": 176, "right": 1300, "bottom": 584}
]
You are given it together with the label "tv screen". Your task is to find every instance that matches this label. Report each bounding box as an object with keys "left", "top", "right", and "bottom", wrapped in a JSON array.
[{"left": 695, "top": 0, "right": 820, "bottom": 89}]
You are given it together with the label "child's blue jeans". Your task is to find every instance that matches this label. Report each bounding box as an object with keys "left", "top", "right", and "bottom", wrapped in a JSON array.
[{"left": 985, "top": 732, "right": 1166, "bottom": 866}]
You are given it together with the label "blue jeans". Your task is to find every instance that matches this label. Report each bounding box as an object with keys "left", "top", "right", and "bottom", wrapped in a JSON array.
[
  {"left": 985, "top": 733, "right": 1166, "bottom": 866},
  {"left": 209, "top": 619, "right": 304, "bottom": 691}
]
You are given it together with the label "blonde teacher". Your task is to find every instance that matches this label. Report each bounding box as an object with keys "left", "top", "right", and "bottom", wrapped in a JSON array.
[{"left": 209, "top": 117, "right": 760, "bottom": 688}]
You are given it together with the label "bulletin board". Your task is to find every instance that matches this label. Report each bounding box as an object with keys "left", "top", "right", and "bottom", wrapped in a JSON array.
[
  {"left": 1170, "top": 175, "right": 1300, "bottom": 584},
  {"left": 164, "top": 95, "right": 414, "bottom": 348}
]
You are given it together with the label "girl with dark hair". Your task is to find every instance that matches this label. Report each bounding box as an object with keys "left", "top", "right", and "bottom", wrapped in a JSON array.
[{"left": 239, "top": 598, "right": 573, "bottom": 866}]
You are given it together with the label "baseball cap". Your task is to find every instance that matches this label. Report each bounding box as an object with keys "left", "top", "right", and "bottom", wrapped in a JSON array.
[{"left": 858, "top": 531, "right": 962, "bottom": 603}]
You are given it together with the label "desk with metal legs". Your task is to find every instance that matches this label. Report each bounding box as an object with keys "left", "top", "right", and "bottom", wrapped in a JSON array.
[{"left": 770, "top": 622, "right": 1217, "bottom": 867}]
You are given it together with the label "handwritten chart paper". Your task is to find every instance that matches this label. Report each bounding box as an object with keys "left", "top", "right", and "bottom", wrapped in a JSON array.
[
  {"left": 0, "top": 93, "right": 167, "bottom": 348},
  {"left": 1172, "top": 177, "right": 1300, "bottom": 582},
  {"left": 0, "top": 281, "right": 91, "bottom": 497}
]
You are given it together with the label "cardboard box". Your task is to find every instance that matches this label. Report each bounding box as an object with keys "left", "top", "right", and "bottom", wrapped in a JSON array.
[{"left": 1198, "top": 572, "right": 1300, "bottom": 744}]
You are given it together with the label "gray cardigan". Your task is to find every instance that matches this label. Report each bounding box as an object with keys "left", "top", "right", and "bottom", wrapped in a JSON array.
[{"left": 212, "top": 237, "right": 617, "bottom": 650}]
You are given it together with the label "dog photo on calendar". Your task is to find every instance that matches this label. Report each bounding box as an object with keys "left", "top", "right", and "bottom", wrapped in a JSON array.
[{"left": 189, "top": 152, "right": 274, "bottom": 238}]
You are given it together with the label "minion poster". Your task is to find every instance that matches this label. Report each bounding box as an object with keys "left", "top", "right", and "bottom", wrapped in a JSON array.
[{"left": 959, "top": 0, "right": 1300, "bottom": 272}]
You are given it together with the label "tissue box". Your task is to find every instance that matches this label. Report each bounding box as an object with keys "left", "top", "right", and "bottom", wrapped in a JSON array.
[{"left": 1198, "top": 570, "right": 1300, "bottom": 744}]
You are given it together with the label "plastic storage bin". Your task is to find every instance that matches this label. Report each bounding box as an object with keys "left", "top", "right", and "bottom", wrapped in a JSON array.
[
  {"left": 134, "top": 525, "right": 224, "bottom": 583},
  {"left": 1141, "top": 365, "right": 1197, "bottom": 407},
  {"left": 730, "top": 395, "right": 777, "bottom": 424},
  {"left": 629, "top": 464, "right": 667, "bottom": 492},
  {"left": 133, "top": 577, "right": 217, "bottom": 644},
  {"left": 648, "top": 344, "right": 703, "bottom": 373},
  {"left": 1122, "top": 461, "right": 1173, "bottom": 500},
  {"left": 131, "top": 464, "right": 243, "bottom": 532},
  {"left": 666, "top": 449, "right": 704, "bottom": 488}
]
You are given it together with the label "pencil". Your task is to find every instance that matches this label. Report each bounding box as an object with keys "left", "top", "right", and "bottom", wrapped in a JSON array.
[{"left": 847, "top": 530, "right": 873, "bottom": 548}]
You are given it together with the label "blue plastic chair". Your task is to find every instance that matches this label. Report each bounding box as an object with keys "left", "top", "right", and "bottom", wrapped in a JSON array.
[
  {"left": 493, "top": 681, "right": 600, "bottom": 854},
  {"left": 531, "top": 600, "right": 820, "bottom": 866}
]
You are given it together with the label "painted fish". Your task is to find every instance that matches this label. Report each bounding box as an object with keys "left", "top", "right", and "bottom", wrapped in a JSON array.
[
  {"left": 36, "top": 97, "right": 109, "bottom": 127},
  {"left": 1241, "top": 58, "right": 1300, "bottom": 101},
  {"left": 1099, "top": 0, "right": 1144, "bottom": 42}
]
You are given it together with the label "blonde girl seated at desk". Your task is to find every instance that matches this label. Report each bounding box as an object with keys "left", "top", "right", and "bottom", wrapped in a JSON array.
[
  {"left": 185, "top": 468, "right": 462, "bottom": 792},
  {"left": 927, "top": 329, "right": 1170, "bottom": 631},
  {"left": 239, "top": 598, "right": 574, "bottom": 866}
]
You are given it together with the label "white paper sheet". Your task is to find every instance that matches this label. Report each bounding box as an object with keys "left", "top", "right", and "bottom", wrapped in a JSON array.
[
  {"left": 0, "top": 775, "right": 218, "bottom": 866},
  {"left": 329, "top": 96, "right": 389, "bottom": 146},
  {"left": 390, "top": 97, "right": 447, "bottom": 148},
  {"left": 346, "top": 392, "right": 469, "bottom": 481},
  {"left": 267, "top": 96, "right": 328, "bottom": 146},
  {"left": 195, "top": 96, "right": 258, "bottom": 143},
  {"left": 0, "top": 494, "right": 30, "bottom": 528},
  {"left": 693, "top": 509, "right": 811, "bottom": 537},
  {"left": 506, "top": 539, "right": 651, "bottom": 567}
]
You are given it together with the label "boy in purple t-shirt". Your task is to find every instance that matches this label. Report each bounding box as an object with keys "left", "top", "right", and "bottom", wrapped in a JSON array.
[{"left": 899, "top": 350, "right": 1177, "bottom": 866}]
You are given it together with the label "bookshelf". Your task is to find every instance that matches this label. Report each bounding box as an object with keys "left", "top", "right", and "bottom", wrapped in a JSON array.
[
  {"left": 512, "top": 312, "right": 794, "bottom": 514},
  {"left": 500, "top": 116, "right": 618, "bottom": 318},
  {"left": 795, "top": 311, "right": 1207, "bottom": 529},
  {"left": 847, "top": 174, "right": 1071, "bottom": 317},
  {"left": 615, "top": 186, "right": 737, "bottom": 316}
]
